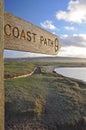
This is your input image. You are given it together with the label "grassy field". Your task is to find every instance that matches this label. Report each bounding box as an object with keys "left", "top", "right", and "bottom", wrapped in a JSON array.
[
  {"left": 4, "top": 60, "right": 86, "bottom": 79},
  {"left": 4, "top": 61, "right": 86, "bottom": 130},
  {"left": 4, "top": 61, "right": 36, "bottom": 79}
]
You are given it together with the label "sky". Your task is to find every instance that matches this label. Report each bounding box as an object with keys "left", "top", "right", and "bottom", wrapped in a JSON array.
[{"left": 4, "top": 0, "right": 86, "bottom": 58}]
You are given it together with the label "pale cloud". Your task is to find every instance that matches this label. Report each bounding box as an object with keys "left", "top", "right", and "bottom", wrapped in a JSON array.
[
  {"left": 58, "top": 46, "right": 86, "bottom": 58},
  {"left": 52, "top": 32, "right": 56, "bottom": 34},
  {"left": 73, "top": 34, "right": 86, "bottom": 40},
  {"left": 59, "top": 34, "right": 86, "bottom": 47},
  {"left": 64, "top": 26, "right": 75, "bottom": 30},
  {"left": 40, "top": 20, "right": 57, "bottom": 30},
  {"left": 56, "top": 0, "right": 86, "bottom": 24},
  {"left": 58, "top": 34, "right": 86, "bottom": 58}
]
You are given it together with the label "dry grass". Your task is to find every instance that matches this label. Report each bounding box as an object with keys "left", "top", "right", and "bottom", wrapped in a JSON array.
[{"left": 4, "top": 61, "right": 86, "bottom": 130}]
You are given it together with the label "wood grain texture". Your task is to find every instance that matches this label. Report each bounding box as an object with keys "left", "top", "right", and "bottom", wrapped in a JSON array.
[
  {"left": 0, "top": 0, "right": 4, "bottom": 130},
  {"left": 4, "top": 12, "right": 60, "bottom": 55}
]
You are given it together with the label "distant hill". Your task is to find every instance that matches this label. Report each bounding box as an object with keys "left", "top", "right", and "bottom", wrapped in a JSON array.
[{"left": 5, "top": 56, "right": 86, "bottom": 63}]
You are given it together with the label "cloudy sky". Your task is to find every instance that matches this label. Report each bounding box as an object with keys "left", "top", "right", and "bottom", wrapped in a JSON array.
[{"left": 4, "top": 0, "right": 86, "bottom": 58}]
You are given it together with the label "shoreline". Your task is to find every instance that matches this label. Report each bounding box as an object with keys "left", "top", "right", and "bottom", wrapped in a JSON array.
[{"left": 43, "top": 65, "right": 86, "bottom": 83}]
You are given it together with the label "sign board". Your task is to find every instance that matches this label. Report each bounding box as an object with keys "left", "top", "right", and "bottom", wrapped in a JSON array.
[{"left": 4, "top": 12, "right": 60, "bottom": 55}]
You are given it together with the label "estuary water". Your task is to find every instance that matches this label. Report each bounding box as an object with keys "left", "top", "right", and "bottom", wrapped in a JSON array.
[{"left": 55, "top": 67, "right": 86, "bottom": 82}]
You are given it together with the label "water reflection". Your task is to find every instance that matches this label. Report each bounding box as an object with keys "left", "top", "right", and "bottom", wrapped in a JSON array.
[{"left": 55, "top": 67, "right": 86, "bottom": 82}]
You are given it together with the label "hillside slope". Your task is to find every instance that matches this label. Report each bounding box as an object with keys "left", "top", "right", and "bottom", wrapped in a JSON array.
[{"left": 5, "top": 64, "right": 86, "bottom": 130}]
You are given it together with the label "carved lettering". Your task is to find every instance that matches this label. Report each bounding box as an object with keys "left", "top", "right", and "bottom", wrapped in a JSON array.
[
  {"left": 55, "top": 38, "right": 59, "bottom": 52},
  {"left": 20, "top": 30, "right": 26, "bottom": 40},
  {"left": 4, "top": 24, "right": 11, "bottom": 36},
  {"left": 27, "top": 31, "right": 31, "bottom": 41},
  {"left": 40, "top": 36, "right": 55, "bottom": 47},
  {"left": 40, "top": 36, "right": 44, "bottom": 44},
  {"left": 51, "top": 41, "right": 54, "bottom": 46},
  {"left": 44, "top": 38, "right": 47, "bottom": 46},
  {"left": 32, "top": 33, "right": 36, "bottom": 42},
  {"left": 4, "top": 23, "right": 59, "bottom": 53},
  {"left": 4, "top": 24, "right": 38, "bottom": 43},
  {"left": 12, "top": 27, "right": 19, "bottom": 38},
  {"left": 48, "top": 39, "right": 51, "bottom": 46}
]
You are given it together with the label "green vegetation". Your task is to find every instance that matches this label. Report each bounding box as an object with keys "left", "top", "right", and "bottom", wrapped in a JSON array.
[
  {"left": 4, "top": 61, "right": 86, "bottom": 79},
  {"left": 4, "top": 61, "right": 36, "bottom": 78},
  {"left": 4, "top": 61, "right": 86, "bottom": 130}
]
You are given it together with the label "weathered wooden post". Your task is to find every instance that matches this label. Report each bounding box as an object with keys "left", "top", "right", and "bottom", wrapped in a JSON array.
[
  {"left": 0, "top": 0, "right": 4, "bottom": 129},
  {"left": 3, "top": 5, "right": 60, "bottom": 129}
]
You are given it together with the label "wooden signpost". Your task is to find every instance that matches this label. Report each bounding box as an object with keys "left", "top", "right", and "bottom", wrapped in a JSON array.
[
  {"left": 0, "top": 0, "right": 4, "bottom": 130},
  {"left": 0, "top": 0, "right": 60, "bottom": 129}
]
